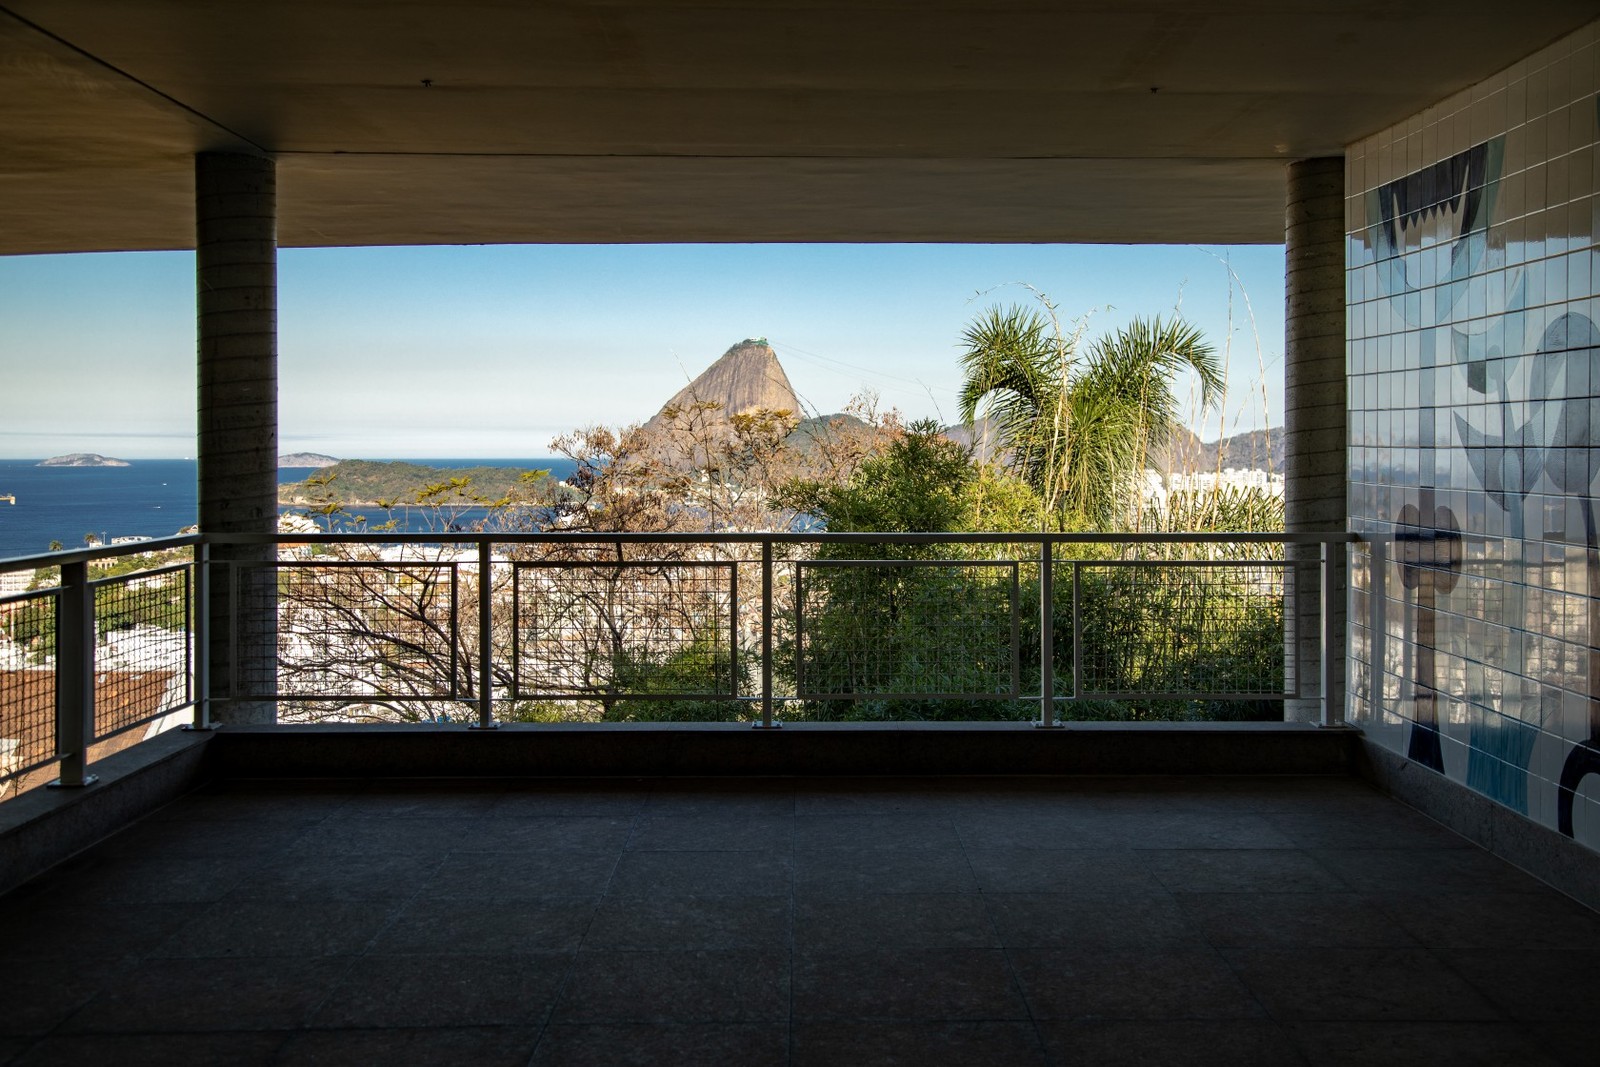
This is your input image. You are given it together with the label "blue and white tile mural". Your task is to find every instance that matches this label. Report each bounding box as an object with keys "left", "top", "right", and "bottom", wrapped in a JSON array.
[{"left": 1347, "top": 21, "right": 1600, "bottom": 851}]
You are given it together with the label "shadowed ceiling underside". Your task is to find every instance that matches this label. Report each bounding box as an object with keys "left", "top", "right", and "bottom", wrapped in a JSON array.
[{"left": 2, "top": 1, "right": 1595, "bottom": 251}]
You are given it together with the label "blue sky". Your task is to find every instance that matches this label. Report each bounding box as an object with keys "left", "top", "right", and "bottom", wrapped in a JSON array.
[{"left": 0, "top": 243, "right": 1286, "bottom": 459}]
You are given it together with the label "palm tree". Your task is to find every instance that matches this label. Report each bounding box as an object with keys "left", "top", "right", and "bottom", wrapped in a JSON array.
[{"left": 958, "top": 305, "right": 1222, "bottom": 528}]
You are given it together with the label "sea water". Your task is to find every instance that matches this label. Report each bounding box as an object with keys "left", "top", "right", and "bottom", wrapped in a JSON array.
[{"left": 0, "top": 458, "right": 577, "bottom": 561}]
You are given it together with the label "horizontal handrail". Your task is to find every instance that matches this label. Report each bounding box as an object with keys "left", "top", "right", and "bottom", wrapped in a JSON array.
[
  {"left": 0, "top": 534, "right": 201, "bottom": 574},
  {"left": 210, "top": 530, "right": 1351, "bottom": 547},
  {"left": 1, "top": 530, "right": 1351, "bottom": 574}
]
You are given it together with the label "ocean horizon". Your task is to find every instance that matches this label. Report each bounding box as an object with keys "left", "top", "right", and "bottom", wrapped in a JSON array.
[{"left": 0, "top": 457, "right": 578, "bottom": 561}]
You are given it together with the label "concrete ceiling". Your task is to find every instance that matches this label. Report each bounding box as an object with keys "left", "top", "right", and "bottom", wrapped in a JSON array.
[{"left": 2, "top": 1, "right": 1596, "bottom": 251}]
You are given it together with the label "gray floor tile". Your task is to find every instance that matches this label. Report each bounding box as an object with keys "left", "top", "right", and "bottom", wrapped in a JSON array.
[
  {"left": 102, "top": 818, "right": 320, "bottom": 860},
  {"left": 420, "top": 851, "right": 620, "bottom": 898},
  {"left": 793, "top": 814, "right": 962, "bottom": 850},
  {"left": 278, "top": 1025, "right": 542, "bottom": 1066},
  {"left": 955, "top": 811, "right": 1127, "bottom": 849},
  {"left": 1176, "top": 892, "right": 1419, "bottom": 948},
  {"left": 1373, "top": 890, "right": 1600, "bottom": 950},
  {"left": 532, "top": 1023, "right": 787, "bottom": 1067},
  {"left": 0, "top": 958, "right": 128, "bottom": 1037},
  {"left": 1286, "top": 1021, "right": 1565, "bottom": 1066},
  {"left": 225, "top": 852, "right": 444, "bottom": 902},
  {"left": 490, "top": 787, "right": 649, "bottom": 818},
  {"left": 1110, "top": 812, "right": 1300, "bottom": 850},
  {"left": 793, "top": 948, "right": 1026, "bottom": 1020},
  {"left": 0, "top": 901, "right": 194, "bottom": 961},
  {"left": 608, "top": 851, "right": 792, "bottom": 897},
  {"left": 794, "top": 848, "right": 977, "bottom": 895},
  {"left": 489, "top": 816, "right": 636, "bottom": 852},
  {"left": 1037, "top": 1019, "right": 1307, "bottom": 1066},
  {"left": 966, "top": 847, "right": 1163, "bottom": 893},
  {"left": 8, "top": 850, "right": 259, "bottom": 905},
  {"left": 1183, "top": 781, "right": 1394, "bottom": 815},
  {"left": 292, "top": 816, "right": 501, "bottom": 855},
  {"left": 311, "top": 954, "right": 571, "bottom": 1028},
  {"left": 793, "top": 781, "right": 979, "bottom": 817},
  {"left": 626, "top": 815, "right": 792, "bottom": 851},
  {"left": 795, "top": 893, "right": 998, "bottom": 951},
  {"left": 1009, "top": 947, "right": 1266, "bottom": 1020},
  {"left": 338, "top": 788, "right": 506, "bottom": 819},
  {"left": 1306, "top": 847, "right": 1551, "bottom": 895},
  {"left": 370, "top": 897, "right": 598, "bottom": 954},
  {"left": 1262, "top": 808, "right": 1472, "bottom": 850},
  {"left": 985, "top": 891, "right": 1207, "bottom": 950},
  {"left": 1524, "top": 1021, "right": 1600, "bottom": 1067},
  {"left": 1435, "top": 948, "right": 1600, "bottom": 1022},
  {"left": 553, "top": 950, "right": 788, "bottom": 1023},
  {"left": 644, "top": 781, "right": 795, "bottom": 816},
  {"left": 1146, "top": 849, "right": 1349, "bottom": 893},
  {"left": 792, "top": 1021, "right": 1048, "bottom": 1066},
  {"left": 151, "top": 899, "right": 397, "bottom": 958},
  {"left": 62, "top": 956, "right": 354, "bottom": 1033},
  {"left": 583, "top": 895, "right": 789, "bottom": 950},
  {"left": 297, "top": 815, "right": 632, "bottom": 855},
  {"left": 1223, "top": 946, "right": 1503, "bottom": 1021},
  {"left": 11, "top": 1031, "right": 286, "bottom": 1066}
]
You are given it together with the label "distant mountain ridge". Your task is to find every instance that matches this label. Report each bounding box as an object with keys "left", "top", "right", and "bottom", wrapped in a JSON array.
[
  {"left": 938, "top": 422, "right": 1283, "bottom": 474},
  {"left": 1156, "top": 426, "right": 1283, "bottom": 474},
  {"left": 648, "top": 339, "right": 802, "bottom": 429}
]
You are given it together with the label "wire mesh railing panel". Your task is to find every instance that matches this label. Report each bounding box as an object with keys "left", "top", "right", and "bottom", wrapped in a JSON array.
[
  {"left": 1074, "top": 560, "right": 1291, "bottom": 699},
  {"left": 91, "top": 563, "right": 193, "bottom": 738},
  {"left": 252, "top": 559, "right": 460, "bottom": 702},
  {"left": 0, "top": 588, "right": 59, "bottom": 795},
  {"left": 795, "top": 560, "right": 1020, "bottom": 700},
  {"left": 512, "top": 561, "right": 737, "bottom": 701}
]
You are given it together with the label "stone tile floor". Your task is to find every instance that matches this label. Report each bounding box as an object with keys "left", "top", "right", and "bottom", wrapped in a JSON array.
[{"left": 2, "top": 774, "right": 1598, "bottom": 1065}]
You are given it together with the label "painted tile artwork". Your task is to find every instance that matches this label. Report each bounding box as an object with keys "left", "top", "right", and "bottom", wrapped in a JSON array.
[{"left": 1346, "top": 24, "right": 1600, "bottom": 850}]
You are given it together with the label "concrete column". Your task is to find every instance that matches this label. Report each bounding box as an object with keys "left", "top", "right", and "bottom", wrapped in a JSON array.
[
  {"left": 197, "top": 152, "right": 278, "bottom": 723},
  {"left": 1284, "top": 157, "right": 1347, "bottom": 723}
]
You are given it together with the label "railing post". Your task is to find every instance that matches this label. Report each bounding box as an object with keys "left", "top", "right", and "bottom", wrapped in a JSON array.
[
  {"left": 1320, "top": 538, "right": 1343, "bottom": 727},
  {"left": 1037, "top": 539, "right": 1060, "bottom": 728},
  {"left": 188, "top": 542, "right": 214, "bottom": 730},
  {"left": 1070, "top": 560, "right": 1083, "bottom": 703},
  {"left": 471, "top": 539, "right": 497, "bottom": 729},
  {"left": 1369, "top": 536, "right": 1387, "bottom": 721},
  {"left": 50, "top": 560, "right": 97, "bottom": 788},
  {"left": 755, "top": 539, "right": 779, "bottom": 729}
]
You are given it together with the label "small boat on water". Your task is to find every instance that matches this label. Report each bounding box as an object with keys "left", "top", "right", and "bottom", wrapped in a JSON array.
[{"left": 0, "top": 493, "right": 14, "bottom": 505}]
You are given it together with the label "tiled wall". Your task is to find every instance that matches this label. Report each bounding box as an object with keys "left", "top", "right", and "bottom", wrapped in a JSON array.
[{"left": 1346, "top": 20, "right": 1600, "bottom": 851}]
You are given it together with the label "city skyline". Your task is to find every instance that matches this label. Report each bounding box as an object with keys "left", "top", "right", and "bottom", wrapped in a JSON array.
[{"left": 0, "top": 242, "right": 1287, "bottom": 459}]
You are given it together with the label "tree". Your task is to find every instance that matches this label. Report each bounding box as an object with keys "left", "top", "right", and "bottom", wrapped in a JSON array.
[
  {"left": 958, "top": 304, "right": 1222, "bottom": 529},
  {"left": 774, "top": 421, "right": 1040, "bottom": 720}
]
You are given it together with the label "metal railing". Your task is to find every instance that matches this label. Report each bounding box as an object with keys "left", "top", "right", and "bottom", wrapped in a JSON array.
[
  {"left": 1, "top": 529, "right": 1348, "bottom": 796},
  {"left": 0, "top": 535, "right": 201, "bottom": 795}
]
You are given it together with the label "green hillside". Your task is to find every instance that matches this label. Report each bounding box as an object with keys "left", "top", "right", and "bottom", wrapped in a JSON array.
[{"left": 279, "top": 460, "right": 553, "bottom": 506}]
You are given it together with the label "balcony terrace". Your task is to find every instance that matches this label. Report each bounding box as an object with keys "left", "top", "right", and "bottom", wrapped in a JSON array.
[
  {"left": 4, "top": 772, "right": 1598, "bottom": 1065},
  {"left": 1, "top": 532, "right": 1598, "bottom": 1064}
]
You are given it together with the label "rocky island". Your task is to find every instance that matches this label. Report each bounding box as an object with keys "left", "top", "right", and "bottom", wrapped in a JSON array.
[
  {"left": 38, "top": 453, "right": 130, "bottom": 467},
  {"left": 278, "top": 452, "right": 340, "bottom": 467}
]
